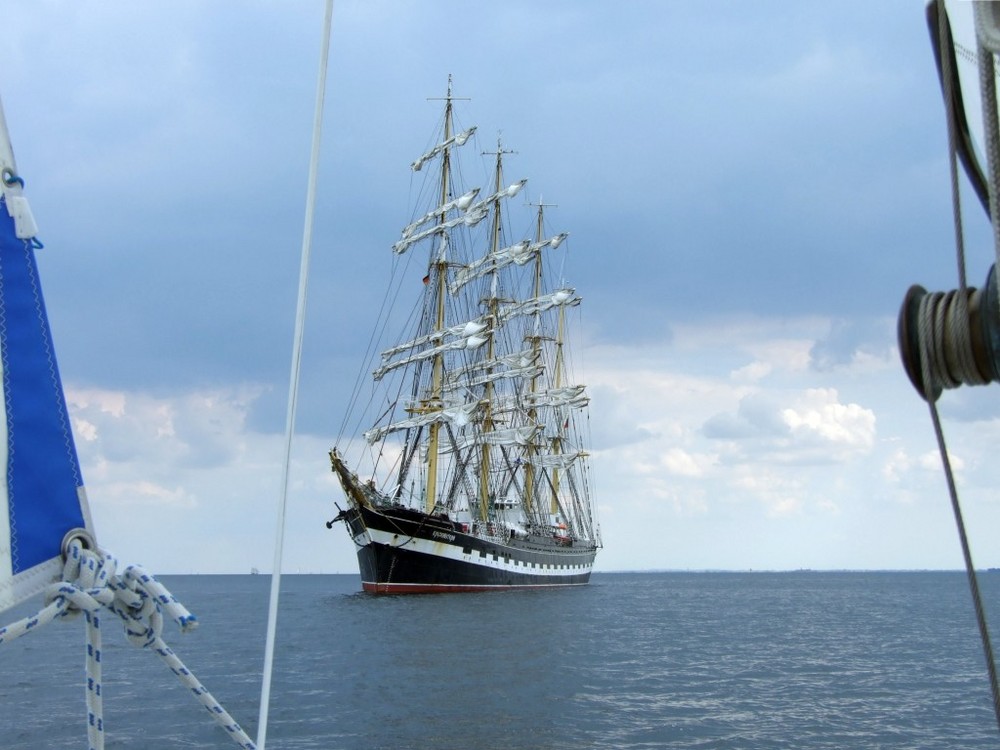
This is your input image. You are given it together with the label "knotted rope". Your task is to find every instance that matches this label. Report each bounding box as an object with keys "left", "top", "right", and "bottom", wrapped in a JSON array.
[{"left": 0, "top": 539, "right": 256, "bottom": 750}]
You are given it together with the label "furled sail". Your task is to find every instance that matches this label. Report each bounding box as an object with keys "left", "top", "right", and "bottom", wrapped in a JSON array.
[
  {"left": 410, "top": 126, "right": 477, "bottom": 172},
  {"left": 0, "top": 98, "right": 93, "bottom": 614},
  {"left": 364, "top": 401, "right": 479, "bottom": 444},
  {"left": 379, "top": 318, "right": 487, "bottom": 360},
  {"left": 392, "top": 206, "right": 489, "bottom": 255},
  {"left": 442, "top": 348, "right": 543, "bottom": 392},
  {"left": 443, "top": 362, "right": 544, "bottom": 393},
  {"left": 464, "top": 179, "right": 528, "bottom": 217},
  {"left": 499, "top": 288, "right": 582, "bottom": 321},
  {"left": 450, "top": 232, "right": 569, "bottom": 292},
  {"left": 373, "top": 320, "right": 490, "bottom": 380},
  {"left": 446, "top": 347, "right": 540, "bottom": 381},
  {"left": 451, "top": 240, "right": 531, "bottom": 292},
  {"left": 526, "top": 452, "right": 585, "bottom": 470},
  {"left": 453, "top": 424, "right": 539, "bottom": 450},
  {"left": 521, "top": 384, "right": 590, "bottom": 410},
  {"left": 400, "top": 188, "right": 481, "bottom": 240},
  {"left": 492, "top": 384, "right": 588, "bottom": 416}
]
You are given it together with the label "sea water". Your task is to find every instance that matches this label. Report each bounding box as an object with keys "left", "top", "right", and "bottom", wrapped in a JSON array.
[{"left": 1, "top": 571, "right": 999, "bottom": 749}]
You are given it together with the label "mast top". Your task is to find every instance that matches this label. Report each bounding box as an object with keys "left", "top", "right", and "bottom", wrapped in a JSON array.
[
  {"left": 483, "top": 133, "right": 517, "bottom": 160},
  {"left": 529, "top": 196, "right": 559, "bottom": 210},
  {"left": 429, "top": 74, "right": 470, "bottom": 104}
]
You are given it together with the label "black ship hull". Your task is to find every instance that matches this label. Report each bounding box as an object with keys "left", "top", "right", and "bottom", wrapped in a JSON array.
[{"left": 335, "top": 503, "right": 597, "bottom": 594}]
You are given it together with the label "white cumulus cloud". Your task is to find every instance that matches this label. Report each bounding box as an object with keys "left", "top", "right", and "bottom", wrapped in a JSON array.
[{"left": 781, "top": 388, "right": 876, "bottom": 455}]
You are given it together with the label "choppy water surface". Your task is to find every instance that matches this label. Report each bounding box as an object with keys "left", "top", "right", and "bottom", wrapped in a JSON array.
[{"left": 2, "top": 571, "right": 999, "bottom": 748}]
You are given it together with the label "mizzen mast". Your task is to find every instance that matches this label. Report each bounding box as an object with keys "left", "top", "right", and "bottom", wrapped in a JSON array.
[{"left": 537, "top": 201, "right": 566, "bottom": 518}]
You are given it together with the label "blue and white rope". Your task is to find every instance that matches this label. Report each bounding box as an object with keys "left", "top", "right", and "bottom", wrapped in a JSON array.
[{"left": 0, "top": 540, "right": 255, "bottom": 750}]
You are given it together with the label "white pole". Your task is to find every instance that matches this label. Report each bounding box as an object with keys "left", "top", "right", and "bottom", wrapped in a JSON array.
[{"left": 256, "top": 1, "right": 334, "bottom": 747}]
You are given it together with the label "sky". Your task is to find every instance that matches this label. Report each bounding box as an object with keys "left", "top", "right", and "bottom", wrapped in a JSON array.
[{"left": 3, "top": 0, "right": 999, "bottom": 574}]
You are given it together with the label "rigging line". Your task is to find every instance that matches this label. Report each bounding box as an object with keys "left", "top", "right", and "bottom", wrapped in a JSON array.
[
  {"left": 336, "top": 255, "right": 415, "bottom": 444},
  {"left": 925, "top": 397, "right": 1000, "bottom": 734},
  {"left": 257, "top": 1, "right": 334, "bottom": 748}
]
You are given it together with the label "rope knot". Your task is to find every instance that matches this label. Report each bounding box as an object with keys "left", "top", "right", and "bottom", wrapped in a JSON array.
[
  {"left": 0, "top": 541, "right": 254, "bottom": 749},
  {"left": 42, "top": 539, "right": 117, "bottom": 620}
]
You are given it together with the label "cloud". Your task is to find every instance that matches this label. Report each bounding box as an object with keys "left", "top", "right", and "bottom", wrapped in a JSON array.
[
  {"left": 65, "top": 382, "right": 351, "bottom": 574},
  {"left": 938, "top": 387, "right": 1000, "bottom": 423},
  {"left": 587, "top": 383, "right": 661, "bottom": 450},
  {"left": 94, "top": 480, "right": 197, "bottom": 510},
  {"left": 781, "top": 388, "right": 876, "bottom": 456},
  {"left": 661, "top": 448, "right": 714, "bottom": 478},
  {"left": 67, "top": 384, "right": 266, "bottom": 472},
  {"left": 731, "top": 360, "right": 772, "bottom": 383},
  {"left": 702, "top": 392, "right": 788, "bottom": 440},
  {"left": 809, "top": 318, "right": 895, "bottom": 373},
  {"left": 703, "top": 388, "right": 875, "bottom": 465},
  {"left": 731, "top": 468, "right": 807, "bottom": 518},
  {"left": 918, "top": 449, "right": 964, "bottom": 473},
  {"left": 882, "top": 447, "right": 912, "bottom": 484}
]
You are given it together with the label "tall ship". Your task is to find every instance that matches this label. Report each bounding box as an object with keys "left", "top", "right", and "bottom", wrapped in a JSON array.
[{"left": 328, "top": 79, "right": 601, "bottom": 593}]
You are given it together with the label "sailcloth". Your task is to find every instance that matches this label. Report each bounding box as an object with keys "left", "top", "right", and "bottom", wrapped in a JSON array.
[{"left": 0, "top": 113, "right": 92, "bottom": 614}]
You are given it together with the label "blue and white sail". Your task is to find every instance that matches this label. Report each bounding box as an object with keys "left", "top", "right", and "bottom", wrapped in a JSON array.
[{"left": 0, "top": 96, "right": 93, "bottom": 613}]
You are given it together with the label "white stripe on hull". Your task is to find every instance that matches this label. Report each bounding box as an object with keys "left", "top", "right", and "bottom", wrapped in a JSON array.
[{"left": 362, "top": 580, "right": 591, "bottom": 593}]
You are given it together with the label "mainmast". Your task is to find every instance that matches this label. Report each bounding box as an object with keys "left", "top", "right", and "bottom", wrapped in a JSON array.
[
  {"left": 523, "top": 204, "right": 544, "bottom": 521},
  {"left": 478, "top": 138, "right": 512, "bottom": 521},
  {"left": 526, "top": 200, "right": 556, "bottom": 522},
  {"left": 423, "top": 78, "right": 457, "bottom": 513}
]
